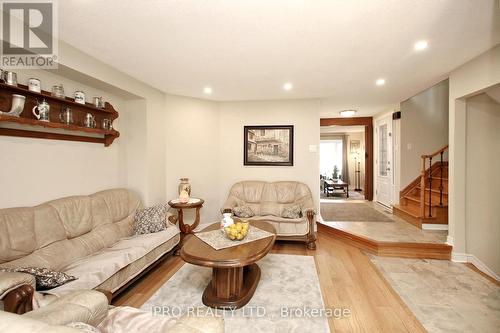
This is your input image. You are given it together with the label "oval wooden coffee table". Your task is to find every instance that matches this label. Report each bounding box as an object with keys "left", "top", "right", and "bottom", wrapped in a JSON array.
[{"left": 180, "top": 221, "right": 276, "bottom": 309}]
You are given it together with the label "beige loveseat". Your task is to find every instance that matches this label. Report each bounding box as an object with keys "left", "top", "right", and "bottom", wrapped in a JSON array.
[
  {"left": 0, "top": 189, "right": 180, "bottom": 312},
  {"left": 222, "top": 181, "right": 317, "bottom": 249}
]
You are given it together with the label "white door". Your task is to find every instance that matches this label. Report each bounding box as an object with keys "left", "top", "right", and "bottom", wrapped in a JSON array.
[{"left": 376, "top": 116, "right": 393, "bottom": 207}]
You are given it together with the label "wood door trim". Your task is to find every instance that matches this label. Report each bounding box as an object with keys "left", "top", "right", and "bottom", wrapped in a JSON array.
[{"left": 320, "top": 117, "right": 374, "bottom": 201}]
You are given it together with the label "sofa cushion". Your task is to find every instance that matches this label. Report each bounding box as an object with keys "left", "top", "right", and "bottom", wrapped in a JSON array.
[
  {"left": 233, "top": 206, "right": 255, "bottom": 218},
  {"left": 24, "top": 290, "right": 109, "bottom": 327},
  {"left": 48, "top": 196, "right": 93, "bottom": 239},
  {"left": 242, "top": 182, "right": 265, "bottom": 203},
  {"left": 133, "top": 204, "right": 167, "bottom": 235},
  {"left": 249, "top": 215, "right": 304, "bottom": 224},
  {"left": 0, "top": 208, "right": 36, "bottom": 262},
  {"left": 46, "top": 227, "right": 180, "bottom": 296},
  {"left": 0, "top": 267, "right": 77, "bottom": 290},
  {"left": 0, "top": 189, "right": 142, "bottom": 268},
  {"left": 248, "top": 216, "right": 309, "bottom": 236},
  {"left": 96, "top": 233, "right": 180, "bottom": 293}
]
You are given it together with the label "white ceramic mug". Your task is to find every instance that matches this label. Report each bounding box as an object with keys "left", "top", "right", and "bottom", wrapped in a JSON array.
[
  {"left": 28, "top": 78, "right": 41, "bottom": 93},
  {"left": 74, "top": 91, "right": 86, "bottom": 104}
]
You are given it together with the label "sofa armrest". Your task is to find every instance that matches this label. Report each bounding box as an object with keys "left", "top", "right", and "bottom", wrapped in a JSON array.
[
  {"left": 302, "top": 208, "right": 316, "bottom": 218},
  {"left": 0, "top": 272, "right": 35, "bottom": 314},
  {"left": 0, "top": 272, "right": 35, "bottom": 299},
  {"left": 24, "top": 290, "right": 108, "bottom": 327}
]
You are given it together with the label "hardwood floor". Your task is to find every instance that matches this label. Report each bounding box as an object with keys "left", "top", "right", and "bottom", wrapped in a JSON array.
[{"left": 112, "top": 231, "right": 426, "bottom": 332}]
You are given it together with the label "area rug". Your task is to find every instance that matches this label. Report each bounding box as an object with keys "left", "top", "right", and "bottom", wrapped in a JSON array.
[
  {"left": 320, "top": 202, "right": 393, "bottom": 222},
  {"left": 140, "top": 254, "right": 330, "bottom": 332}
]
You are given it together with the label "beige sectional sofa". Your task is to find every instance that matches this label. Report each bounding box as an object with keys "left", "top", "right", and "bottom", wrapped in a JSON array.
[
  {"left": 222, "top": 181, "right": 317, "bottom": 249},
  {"left": 0, "top": 189, "right": 180, "bottom": 310}
]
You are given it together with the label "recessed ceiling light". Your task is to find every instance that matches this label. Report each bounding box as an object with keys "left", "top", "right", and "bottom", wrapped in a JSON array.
[
  {"left": 414, "top": 40, "right": 428, "bottom": 51},
  {"left": 376, "top": 78, "right": 386, "bottom": 86},
  {"left": 283, "top": 82, "right": 293, "bottom": 91},
  {"left": 340, "top": 110, "right": 357, "bottom": 117},
  {"left": 203, "top": 87, "right": 212, "bottom": 94}
]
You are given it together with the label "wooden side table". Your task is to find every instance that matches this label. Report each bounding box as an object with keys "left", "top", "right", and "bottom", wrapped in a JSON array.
[{"left": 168, "top": 198, "right": 204, "bottom": 234}]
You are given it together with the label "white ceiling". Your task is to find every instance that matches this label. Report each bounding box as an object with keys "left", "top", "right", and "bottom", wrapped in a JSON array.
[{"left": 59, "top": 0, "right": 500, "bottom": 116}]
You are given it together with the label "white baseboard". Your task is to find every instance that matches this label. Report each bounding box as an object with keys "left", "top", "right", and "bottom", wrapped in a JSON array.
[
  {"left": 451, "top": 252, "right": 499, "bottom": 281},
  {"left": 446, "top": 236, "right": 454, "bottom": 246},
  {"left": 422, "top": 224, "right": 449, "bottom": 231},
  {"left": 451, "top": 252, "right": 468, "bottom": 262}
]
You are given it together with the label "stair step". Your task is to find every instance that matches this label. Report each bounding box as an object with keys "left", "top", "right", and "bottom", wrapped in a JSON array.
[
  {"left": 404, "top": 194, "right": 448, "bottom": 207},
  {"left": 393, "top": 204, "right": 422, "bottom": 218},
  {"left": 428, "top": 177, "right": 448, "bottom": 181},
  {"left": 416, "top": 186, "right": 449, "bottom": 195}
]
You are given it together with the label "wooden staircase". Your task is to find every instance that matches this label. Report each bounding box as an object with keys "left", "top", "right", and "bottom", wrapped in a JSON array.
[{"left": 393, "top": 145, "right": 449, "bottom": 229}]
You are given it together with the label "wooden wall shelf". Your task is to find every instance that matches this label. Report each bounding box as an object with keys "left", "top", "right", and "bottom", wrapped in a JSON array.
[{"left": 0, "top": 82, "right": 120, "bottom": 146}]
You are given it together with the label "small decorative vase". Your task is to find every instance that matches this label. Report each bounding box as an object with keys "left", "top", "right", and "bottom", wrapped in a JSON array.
[
  {"left": 179, "top": 189, "right": 190, "bottom": 203},
  {"left": 178, "top": 178, "right": 191, "bottom": 195}
]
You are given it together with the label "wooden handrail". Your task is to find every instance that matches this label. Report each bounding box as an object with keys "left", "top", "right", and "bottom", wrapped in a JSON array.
[
  {"left": 421, "top": 145, "right": 449, "bottom": 159},
  {"left": 420, "top": 144, "right": 449, "bottom": 218}
]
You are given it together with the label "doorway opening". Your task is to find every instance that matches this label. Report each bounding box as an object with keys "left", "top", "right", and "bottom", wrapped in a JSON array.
[
  {"left": 320, "top": 117, "right": 374, "bottom": 200},
  {"left": 320, "top": 126, "right": 365, "bottom": 200}
]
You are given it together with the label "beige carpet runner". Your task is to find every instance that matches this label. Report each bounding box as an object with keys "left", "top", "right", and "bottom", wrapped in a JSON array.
[{"left": 320, "top": 202, "right": 393, "bottom": 222}]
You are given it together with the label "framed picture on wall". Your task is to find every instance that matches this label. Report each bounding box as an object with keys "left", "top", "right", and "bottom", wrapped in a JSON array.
[
  {"left": 350, "top": 140, "right": 361, "bottom": 153},
  {"left": 244, "top": 125, "right": 294, "bottom": 166}
]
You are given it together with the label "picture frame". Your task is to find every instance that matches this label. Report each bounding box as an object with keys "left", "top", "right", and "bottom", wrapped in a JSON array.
[{"left": 244, "top": 125, "right": 294, "bottom": 166}]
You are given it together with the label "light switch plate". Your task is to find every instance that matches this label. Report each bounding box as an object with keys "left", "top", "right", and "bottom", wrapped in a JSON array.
[{"left": 309, "top": 145, "right": 318, "bottom": 152}]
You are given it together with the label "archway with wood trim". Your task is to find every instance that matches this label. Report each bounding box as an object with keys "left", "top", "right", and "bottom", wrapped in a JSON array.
[{"left": 320, "top": 117, "right": 373, "bottom": 201}]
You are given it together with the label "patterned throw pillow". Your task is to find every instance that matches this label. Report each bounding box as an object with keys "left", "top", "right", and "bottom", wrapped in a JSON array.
[
  {"left": 281, "top": 205, "right": 302, "bottom": 219},
  {"left": 0, "top": 267, "right": 77, "bottom": 290},
  {"left": 134, "top": 204, "right": 168, "bottom": 235},
  {"left": 66, "top": 322, "right": 102, "bottom": 333},
  {"left": 233, "top": 206, "right": 255, "bottom": 218}
]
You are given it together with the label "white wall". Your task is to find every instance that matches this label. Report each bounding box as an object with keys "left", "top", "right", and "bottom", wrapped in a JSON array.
[
  {"left": 164, "top": 95, "right": 220, "bottom": 223},
  {"left": 464, "top": 93, "right": 500, "bottom": 277},
  {"left": 0, "top": 69, "right": 127, "bottom": 208},
  {"left": 448, "top": 45, "right": 500, "bottom": 279},
  {"left": 56, "top": 42, "right": 167, "bottom": 205},
  {"left": 161, "top": 98, "right": 321, "bottom": 227},
  {"left": 218, "top": 100, "right": 320, "bottom": 211},
  {"left": 400, "top": 79, "right": 449, "bottom": 187}
]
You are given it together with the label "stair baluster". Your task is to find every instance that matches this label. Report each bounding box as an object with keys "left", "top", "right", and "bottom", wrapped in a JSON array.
[
  {"left": 428, "top": 157, "right": 432, "bottom": 217},
  {"left": 420, "top": 157, "right": 426, "bottom": 217},
  {"left": 439, "top": 151, "right": 444, "bottom": 206}
]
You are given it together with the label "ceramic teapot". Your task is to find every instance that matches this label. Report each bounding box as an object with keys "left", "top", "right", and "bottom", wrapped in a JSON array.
[{"left": 32, "top": 99, "right": 50, "bottom": 122}]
